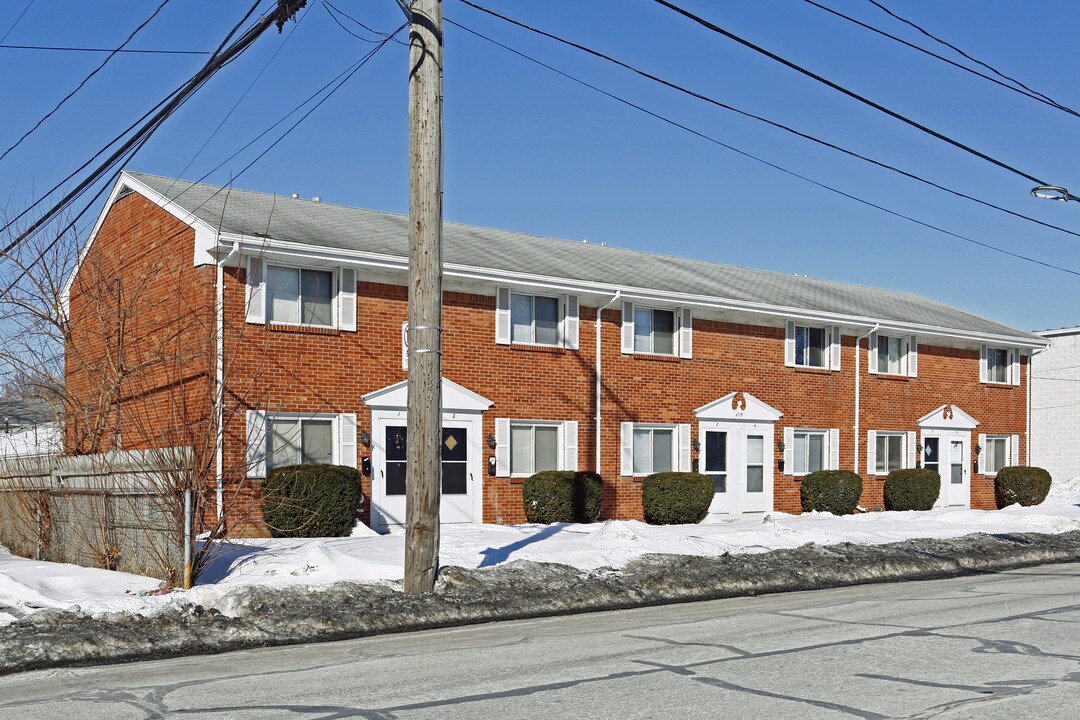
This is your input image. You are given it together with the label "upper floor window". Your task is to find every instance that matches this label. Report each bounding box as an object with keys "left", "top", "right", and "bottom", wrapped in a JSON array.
[
  {"left": 511, "top": 293, "right": 560, "bottom": 346},
  {"left": 795, "top": 325, "right": 827, "bottom": 368},
  {"left": 268, "top": 266, "right": 334, "bottom": 326},
  {"left": 496, "top": 288, "right": 579, "bottom": 350},
  {"left": 634, "top": 307, "right": 676, "bottom": 355},
  {"left": 245, "top": 257, "right": 357, "bottom": 331},
  {"left": 981, "top": 345, "right": 1019, "bottom": 386},
  {"left": 877, "top": 334, "right": 905, "bottom": 375}
]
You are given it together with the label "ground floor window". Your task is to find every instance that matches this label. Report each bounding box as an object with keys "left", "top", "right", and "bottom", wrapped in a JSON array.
[
  {"left": 268, "top": 417, "right": 333, "bottom": 470},
  {"left": 875, "top": 432, "right": 906, "bottom": 475},
  {"left": 633, "top": 426, "right": 674, "bottom": 475},
  {"left": 983, "top": 435, "right": 1010, "bottom": 475},
  {"left": 511, "top": 422, "right": 560, "bottom": 475},
  {"left": 792, "top": 430, "right": 826, "bottom": 475}
]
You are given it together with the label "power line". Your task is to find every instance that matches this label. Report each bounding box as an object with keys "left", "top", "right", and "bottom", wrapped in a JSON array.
[
  {"left": 0, "top": 0, "right": 34, "bottom": 45},
  {"left": 800, "top": 0, "right": 1080, "bottom": 119},
  {"left": 455, "top": 0, "right": 1080, "bottom": 241},
  {"left": 322, "top": 1, "right": 407, "bottom": 44},
  {"left": 446, "top": 18, "right": 1080, "bottom": 279},
  {"left": 0, "top": 0, "right": 174, "bottom": 165},
  {"left": 0, "top": 0, "right": 309, "bottom": 256},
  {"left": 649, "top": 0, "right": 1049, "bottom": 186},
  {"left": 0, "top": 43, "right": 210, "bottom": 55},
  {"left": 865, "top": 0, "right": 1070, "bottom": 113}
]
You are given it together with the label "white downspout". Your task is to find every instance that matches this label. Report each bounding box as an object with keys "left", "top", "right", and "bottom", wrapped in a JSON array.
[
  {"left": 1027, "top": 345, "right": 1049, "bottom": 466},
  {"left": 215, "top": 242, "right": 240, "bottom": 521},
  {"left": 595, "top": 291, "right": 622, "bottom": 474},
  {"left": 853, "top": 323, "right": 879, "bottom": 474}
]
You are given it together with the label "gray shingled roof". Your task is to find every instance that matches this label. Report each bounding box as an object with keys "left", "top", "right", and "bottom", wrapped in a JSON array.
[{"left": 125, "top": 171, "right": 1039, "bottom": 342}]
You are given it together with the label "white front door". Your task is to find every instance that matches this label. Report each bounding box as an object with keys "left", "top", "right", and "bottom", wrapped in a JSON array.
[
  {"left": 924, "top": 432, "right": 970, "bottom": 507},
  {"left": 371, "top": 410, "right": 482, "bottom": 531},
  {"left": 700, "top": 421, "right": 774, "bottom": 514}
]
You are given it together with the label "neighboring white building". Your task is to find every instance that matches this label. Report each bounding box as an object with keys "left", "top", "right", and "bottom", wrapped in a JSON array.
[
  {"left": 1031, "top": 327, "right": 1080, "bottom": 483},
  {"left": 0, "top": 422, "right": 60, "bottom": 458}
]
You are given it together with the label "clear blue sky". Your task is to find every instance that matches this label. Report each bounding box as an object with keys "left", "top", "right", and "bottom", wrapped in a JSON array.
[{"left": 2, "top": 0, "right": 1078, "bottom": 333}]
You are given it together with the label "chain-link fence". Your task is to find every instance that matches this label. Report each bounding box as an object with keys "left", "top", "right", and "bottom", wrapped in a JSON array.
[{"left": 0, "top": 447, "right": 192, "bottom": 584}]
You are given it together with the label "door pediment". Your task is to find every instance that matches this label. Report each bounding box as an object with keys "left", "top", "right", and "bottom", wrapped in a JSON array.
[
  {"left": 363, "top": 376, "right": 493, "bottom": 412},
  {"left": 918, "top": 404, "right": 978, "bottom": 430},
  {"left": 695, "top": 391, "right": 783, "bottom": 422}
]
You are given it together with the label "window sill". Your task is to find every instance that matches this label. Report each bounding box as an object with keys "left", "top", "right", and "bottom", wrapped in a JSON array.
[
  {"left": 633, "top": 353, "right": 680, "bottom": 363},
  {"left": 983, "top": 381, "right": 1017, "bottom": 388},
  {"left": 793, "top": 366, "right": 833, "bottom": 374},
  {"left": 511, "top": 343, "right": 565, "bottom": 355},
  {"left": 872, "top": 373, "right": 911, "bottom": 381},
  {"left": 269, "top": 323, "right": 340, "bottom": 336}
]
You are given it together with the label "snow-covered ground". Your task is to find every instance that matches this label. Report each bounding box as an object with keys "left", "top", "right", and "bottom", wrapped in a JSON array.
[{"left": 3, "top": 477, "right": 1079, "bottom": 627}]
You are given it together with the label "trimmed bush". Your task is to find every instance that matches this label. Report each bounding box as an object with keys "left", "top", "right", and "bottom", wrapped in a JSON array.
[
  {"left": 801, "top": 470, "right": 863, "bottom": 515},
  {"left": 995, "top": 466, "right": 1052, "bottom": 508},
  {"left": 883, "top": 468, "right": 940, "bottom": 511},
  {"left": 522, "top": 471, "right": 604, "bottom": 524},
  {"left": 262, "top": 464, "right": 362, "bottom": 538},
  {"left": 641, "top": 472, "right": 713, "bottom": 525}
]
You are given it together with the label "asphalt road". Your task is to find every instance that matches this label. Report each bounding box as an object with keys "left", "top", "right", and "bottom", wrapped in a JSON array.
[{"left": 2, "top": 563, "right": 1080, "bottom": 719}]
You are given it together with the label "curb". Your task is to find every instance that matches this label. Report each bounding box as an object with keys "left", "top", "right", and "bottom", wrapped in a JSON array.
[{"left": 2, "top": 529, "right": 1080, "bottom": 676}]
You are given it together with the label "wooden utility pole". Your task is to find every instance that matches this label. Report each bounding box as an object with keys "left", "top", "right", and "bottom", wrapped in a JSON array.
[{"left": 404, "top": 0, "right": 443, "bottom": 595}]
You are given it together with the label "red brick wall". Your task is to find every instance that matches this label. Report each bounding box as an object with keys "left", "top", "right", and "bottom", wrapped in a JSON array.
[{"left": 67, "top": 198, "right": 1028, "bottom": 536}]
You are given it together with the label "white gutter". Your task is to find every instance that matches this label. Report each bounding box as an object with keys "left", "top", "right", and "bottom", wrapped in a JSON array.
[
  {"left": 595, "top": 291, "right": 622, "bottom": 474},
  {"left": 1026, "top": 345, "right": 1050, "bottom": 466},
  {"left": 853, "top": 323, "right": 880, "bottom": 474},
  {"left": 215, "top": 241, "right": 240, "bottom": 521}
]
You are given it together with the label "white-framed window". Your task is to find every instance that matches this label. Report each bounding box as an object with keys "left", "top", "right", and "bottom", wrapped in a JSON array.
[
  {"left": 268, "top": 265, "right": 335, "bottom": 327},
  {"left": 875, "top": 432, "right": 906, "bottom": 475},
  {"left": 511, "top": 292, "right": 560, "bottom": 346},
  {"left": 494, "top": 418, "right": 577, "bottom": 477},
  {"left": 876, "top": 334, "right": 906, "bottom": 375},
  {"left": 634, "top": 307, "right": 676, "bottom": 355},
  {"left": 794, "top": 324, "right": 828, "bottom": 368},
  {"left": 983, "top": 435, "right": 1010, "bottom": 475},
  {"left": 785, "top": 321, "right": 840, "bottom": 370},
  {"left": 245, "top": 257, "right": 357, "bottom": 331},
  {"left": 495, "top": 288, "right": 579, "bottom": 350},
  {"left": 792, "top": 430, "right": 827, "bottom": 475},
  {"left": 246, "top": 411, "right": 358, "bottom": 477},
  {"left": 980, "top": 344, "right": 1020, "bottom": 386},
  {"left": 510, "top": 422, "right": 560, "bottom": 476},
  {"left": 632, "top": 425, "right": 675, "bottom": 475}
]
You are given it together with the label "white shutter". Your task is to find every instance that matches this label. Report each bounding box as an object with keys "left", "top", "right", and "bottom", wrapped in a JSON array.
[
  {"left": 784, "top": 320, "right": 796, "bottom": 367},
  {"left": 679, "top": 308, "right": 693, "bottom": 359},
  {"left": 677, "top": 424, "right": 691, "bottom": 472},
  {"left": 908, "top": 335, "right": 918, "bottom": 377},
  {"left": 620, "top": 422, "right": 634, "bottom": 476},
  {"left": 621, "top": 301, "right": 635, "bottom": 354},
  {"left": 339, "top": 268, "right": 357, "bottom": 332},
  {"left": 868, "top": 331, "right": 879, "bottom": 375},
  {"left": 1011, "top": 348, "right": 1021, "bottom": 386},
  {"left": 977, "top": 433, "right": 987, "bottom": 474},
  {"left": 905, "top": 431, "right": 916, "bottom": 469},
  {"left": 495, "top": 418, "right": 510, "bottom": 477},
  {"left": 246, "top": 410, "right": 268, "bottom": 477},
  {"left": 339, "top": 414, "right": 357, "bottom": 468},
  {"left": 979, "top": 344, "right": 988, "bottom": 383},
  {"left": 866, "top": 430, "right": 877, "bottom": 476},
  {"left": 831, "top": 326, "right": 842, "bottom": 370},
  {"left": 829, "top": 428, "right": 840, "bottom": 470},
  {"left": 783, "top": 426, "right": 794, "bottom": 475},
  {"left": 563, "top": 295, "right": 580, "bottom": 350},
  {"left": 245, "top": 257, "right": 266, "bottom": 324},
  {"left": 495, "top": 288, "right": 511, "bottom": 345},
  {"left": 1010, "top": 434, "right": 1020, "bottom": 466},
  {"left": 563, "top": 421, "right": 579, "bottom": 471}
]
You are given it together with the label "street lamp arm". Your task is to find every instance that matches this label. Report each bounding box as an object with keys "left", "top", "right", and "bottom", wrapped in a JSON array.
[{"left": 1031, "top": 185, "right": 1080, "bottom": 202}]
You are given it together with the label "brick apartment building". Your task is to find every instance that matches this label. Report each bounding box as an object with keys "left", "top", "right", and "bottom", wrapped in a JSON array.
[{"left": 61, "top": 171, "right": 1047, "bottom": 534}]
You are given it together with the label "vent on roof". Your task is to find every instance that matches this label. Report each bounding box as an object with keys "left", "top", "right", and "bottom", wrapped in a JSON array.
[
  {"left": 290, "top": 193, "right": 300, "bottom": 199},
  {"left": 312, "top": 197, "right": 321, "bottom": 202}
]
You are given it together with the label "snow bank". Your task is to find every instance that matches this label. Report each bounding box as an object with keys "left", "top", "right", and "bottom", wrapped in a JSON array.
[{"left": 3, "top": 490, "right": 1080, "bottom": 627}]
